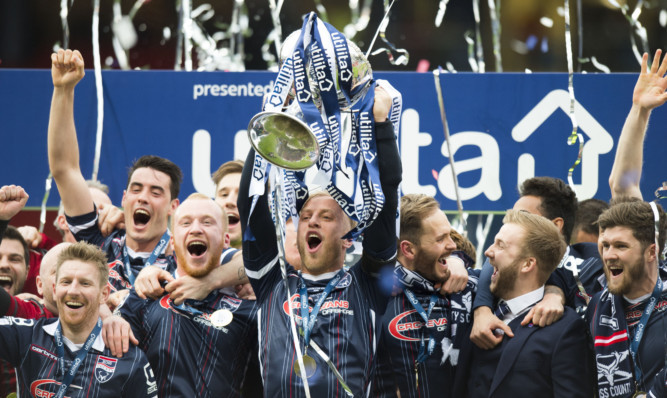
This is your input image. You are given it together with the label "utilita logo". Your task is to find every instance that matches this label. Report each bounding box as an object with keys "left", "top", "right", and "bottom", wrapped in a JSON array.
[{"left": 388, "top": 310, "right": 448, "bottom": 341}]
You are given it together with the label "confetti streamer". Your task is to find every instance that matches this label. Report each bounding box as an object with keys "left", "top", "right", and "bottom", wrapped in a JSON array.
[
  {"left": 435, "top": 0, "right": 450, "bottom": 27},
  {"left": 366, "top": 0, "right": 409, "bottom": 66},
  {"left": 471, "top": 0, "right": 485, "bottom": 72},
  {"left": 182, "top": 0, "right": 194, "bottom": 71},
  {"left": 563, "top": 0, "right": 583, "bottom": 189},
  {"left": 433, "top": 68, "right": 466, "bottom": 233},
  {"left": 607, "top": 0, "right": 649, "bottom": 66},
  {"left": 174, "top": 0, "right": 184, "bottom": 70},
  {"left": 576, "top": 0, "right": 583, "bottom": 72},
  {"left": 343, "top": 0, "right": 372, "bottom": 39},
  {"left": 39, "top": 174, "right": 53, "bottom": 234},
  {"left": 59, "top": 0, "right": 72, "bottom": 49},
  {"left": 264, "top": 0, "right": 285, "bottom": 70},
  {"left": 111, "top": 0, "right": 133, "bottom": 70},
  {"left": 312, "top": 0, "right": 329, "bottom": 23},
  {"left": 91, "top": 0, "right": 105, "bottom": 182},
  {"left": 487, "top": 0, "right": 502, "bottom": 71},
  {"left": 464, "top": 31, "right": 479, "bottom": 72}
]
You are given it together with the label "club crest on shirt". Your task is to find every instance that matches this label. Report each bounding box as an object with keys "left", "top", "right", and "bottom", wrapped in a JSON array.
[
  {"left": 95, "top": 355, "right": 118, "bottom": 383},
  {"left": 595, "top": 352, "right": 634, "bottom": 397}
]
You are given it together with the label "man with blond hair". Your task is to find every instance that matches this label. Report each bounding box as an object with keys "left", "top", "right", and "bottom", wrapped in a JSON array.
[
  {"left": 455, "top": 210, "right": 593, "bottom": 397},
  {"left": 0, "top": 241, "right": 156, "bottom": 397},
  {"left": 105, "top": 194, "right": 257, "bottom": 397}
]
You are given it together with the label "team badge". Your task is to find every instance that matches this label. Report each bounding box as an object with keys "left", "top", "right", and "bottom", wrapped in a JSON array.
[{"left": 95, "top": 355, "right": 118, "bottom": 383}]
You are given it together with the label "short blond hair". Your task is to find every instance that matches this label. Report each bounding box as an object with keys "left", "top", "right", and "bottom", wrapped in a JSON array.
[
  {"left": 503, "top": 210, "right": 566, "bottom": 284},
  {"left": 300, "top": 191, "right": 357, "bottom": 231},
  {"left": 172, "top": 193, "right": 228, "bottom": 231},
  {"left": 56, "top": 241, "right": 109, "bottom": 287}
]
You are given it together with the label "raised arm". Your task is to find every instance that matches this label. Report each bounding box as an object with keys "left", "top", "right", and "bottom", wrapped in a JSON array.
[
  {"left": 48, "top": 49, "right": 95, "bottom": 217},
  {"left": 359, "top": 87, "right": 402, "bottom": 270},
  {"left": 0, "top": 185, "right": 29, "bottom": 224},
  {"left": 609, "top": 49, "right": 667, "bottom": 199}
]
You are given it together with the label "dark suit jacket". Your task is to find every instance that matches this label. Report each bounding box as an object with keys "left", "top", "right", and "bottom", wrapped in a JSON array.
[{"left": 453, "top": 307, "right": 594, "bottom": 398}]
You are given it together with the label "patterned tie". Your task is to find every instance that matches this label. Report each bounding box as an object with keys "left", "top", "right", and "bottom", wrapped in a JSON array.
[{"left": 494, "top": 300, "right": 511, "bottom": 320}]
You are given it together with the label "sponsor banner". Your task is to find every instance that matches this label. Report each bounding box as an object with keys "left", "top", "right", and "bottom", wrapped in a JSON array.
[{"left": 1, "top": 70, "right": 664, "bottom": 211}]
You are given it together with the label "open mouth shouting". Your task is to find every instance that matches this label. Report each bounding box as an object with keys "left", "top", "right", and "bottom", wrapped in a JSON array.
[
  {"left": 133, "top": 208, "right": 151, "bottom": 227},
  {"left": 606, "top": 263, "right": 624, "bottom": 278},
  {"left": 306, "top": 233, "right": 322, "bottom": 253},
  {"left": 227, "top": 212, "right": 240, "bottom": 229},
  {"left": 187, "top": 240, "right": 208, "bottom": 258},
  {"left": 0, "top": 274, "right": 13, "bottom": 293}
]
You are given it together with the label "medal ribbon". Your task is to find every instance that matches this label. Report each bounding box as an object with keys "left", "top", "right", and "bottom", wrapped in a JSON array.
[
  {"left": 403, "top": 288, "right": 440, "bottom": 363},
  {"left": 54, "top": 318, "right": 103, "bottom": 398},
  {"left": 121, "top": 230, "right": 170, "bottom": 285},
  {"left": 628, "top": 277, "right": 663, "bottom": 387},
  {"left": 298, "top": 268, "right": 346, "bottom": 350}
]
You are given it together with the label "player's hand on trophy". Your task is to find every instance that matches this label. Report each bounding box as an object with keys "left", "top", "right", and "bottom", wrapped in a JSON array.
[{"left": 373, "top": 86, "right": 391, "bottom": 122}]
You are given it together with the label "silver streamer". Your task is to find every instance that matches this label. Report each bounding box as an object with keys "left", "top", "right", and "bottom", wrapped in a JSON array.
[
  {"left": 607, "top": 0, "right": 649, "bottom": 66},
  {"left": 170, "top": 1, "right": 250, "bottom": 71},
  {"left": 563, "top": 0, "right": 584, "bottom": 189},
  {"left": 39, "top": 174, "right": 53, "bottom": 233},
  {"left": 343, "top": 0, "right": 372, "bottom": 39},
  {"left": 471, "top": 0, "right": 485, "bottom": 72},
  {"left": 111, "top": 0, "right": 132, "bottom": 70},
  {"left": 590, "top": 56, "right": 611, "bottom": 73},
  {"left": 434, "top": 68, "right": 466, "bottom": 233},
  {"left": 366, "top": 0, "right": 409, "bottom": 66},
  {"left": 475, "top": 213, "right": 495, "bottom": 269},
  {"left": 264, "top": 0, "right": 285, "bottom": 70},
  {"left": 182, "top": 0, "right": 194, "bottom": 71},
  {"left": 435, "top": 0, "right": 450, "bottom": 27},
  {"left": 174, "top": 0, "right": 184, "bottom": 70},
  {"left": 464, "top": 31, "right": 479, "bottom": 72},
  {"left": 91, "top": 0, "right": 105, "bottom": 182},
  {"left": 60, "top": 0, "right": 71, "bottom": 49},
  {"left": 313, "top": 0, "right": 329, "bottom": 23},
  {"left": 487, "top": 0, "right": 502, "bottom": 71}
]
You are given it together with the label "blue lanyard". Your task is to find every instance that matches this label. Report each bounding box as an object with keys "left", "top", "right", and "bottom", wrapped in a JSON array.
[
  {"left": 403, "top": 288, "right": 440, "bottom": 363},
  {"left": 298, "top": 268, "right": 346, "bottom": 349},
  {"left": 121, "top": 230, "right": 170, "bottom": 285},
  {"left": 628, "top": 277, "right": 663, "bottom": 385},
  {"left": 53, "top": 317, "right": 103, "bottom": 398}
]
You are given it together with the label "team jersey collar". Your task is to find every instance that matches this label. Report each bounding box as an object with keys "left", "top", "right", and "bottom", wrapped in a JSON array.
[
  {"left": 394, "top": 265, "right": 437, "bottom": 294},
  {"left": 43, "top": 319, "right": 105, "bottom": 353}
]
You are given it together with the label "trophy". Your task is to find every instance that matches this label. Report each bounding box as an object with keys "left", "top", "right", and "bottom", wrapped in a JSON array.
[
  {"left": 247, "top": 29, "right": 373, "bottom": 172},
  {"left": 245, "top": 13, "right": 390, "bottom": 396}
]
